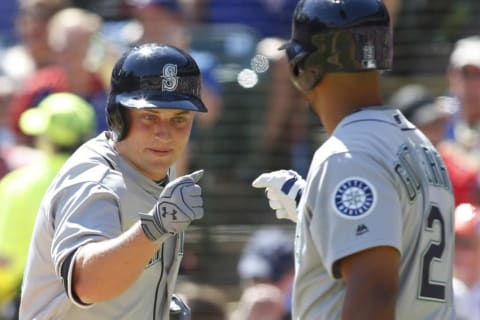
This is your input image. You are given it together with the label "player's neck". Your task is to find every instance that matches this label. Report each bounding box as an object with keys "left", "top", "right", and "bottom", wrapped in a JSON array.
[{"left": 308, "top": 72, "right": 383, "bottom": 134}]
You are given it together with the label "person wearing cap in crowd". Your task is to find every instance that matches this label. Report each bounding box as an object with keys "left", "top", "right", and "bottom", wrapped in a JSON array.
[
  {"left": 444, "top": 36, "right": 480, "bottom": 160},
  {"left": 19, "top": 43, "right": 207, "bottom": 320},
  {"left": 230, "top": 228, "right": 295, "bottom": 320},
  {"left": 389, "top": 83, "right": 480, "bottom": 206},
  {"left": 452, "top": 203, "right": 480, "bottom": 320},
  {"left": 0, "top": 92, "right": 96, "bottom": 319}
]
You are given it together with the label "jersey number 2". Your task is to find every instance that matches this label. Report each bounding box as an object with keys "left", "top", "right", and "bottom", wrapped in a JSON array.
[{"left": 419, "top": 205, "right": 446, "bottom": 301}]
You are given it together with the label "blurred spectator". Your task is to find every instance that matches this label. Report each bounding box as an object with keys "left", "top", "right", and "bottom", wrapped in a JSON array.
[
  {"left": 1, "top": 0, "right": 68, "bottom": 84},
  {"left": 0, "top": 77, "right": 16, "bottom": 179},
  {"left": 0, "top": 0, "right": 19, "bottom": 45},
  {"left": 231, "top": 228, "right": 294, "bottom": 320},
  {"left": 444, "top": 36, "right": 480, "bottom": 160},
  {"left": 452, "top": 203, "right": 480, "bottom": 320},
  {"left": 0, "top": 92, "right": 96, "bottom": 320},
  {"left": 46, "top": 7, "right": 109, "bottom": 130},
  {"left": 190, "top": 0, "right": 297, "bottom": 40},
  {"left": 176, "top": 281, "right": 228, "bottom": 320},
  {"left": 0, "top": 73, "right": 43, "bottom": 180},
  {"left": 390, "top": 83, "right": 480, "bottom": 206},
  {"left": 6, "top": 6, "right": 108, "bottom": 145},
  {"left": 0, "top": 77, "right": 15, "bottom": 147},
  {"left": 126, "top": 0, "right": 188, "bottom": 48},
  {"left": 125, "top": 0, "right": 223, "bottom": 175}
]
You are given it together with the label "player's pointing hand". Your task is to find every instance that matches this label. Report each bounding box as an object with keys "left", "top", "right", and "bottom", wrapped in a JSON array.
[{"left": 252, "top": 169, "right": 305, "bottom": 223}]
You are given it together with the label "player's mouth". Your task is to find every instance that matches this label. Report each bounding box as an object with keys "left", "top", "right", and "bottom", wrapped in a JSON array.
[{"left": 147, "top": 147, "right": 173, "bottom": 156}]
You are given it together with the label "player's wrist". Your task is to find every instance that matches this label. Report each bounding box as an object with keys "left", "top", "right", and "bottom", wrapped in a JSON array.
[{"left": 139, "top": 207, "right": 174, "bottom": 246}]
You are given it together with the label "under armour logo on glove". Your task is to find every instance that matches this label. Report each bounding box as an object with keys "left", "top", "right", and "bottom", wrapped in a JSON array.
[
  {"left": 161, "top": 206, "right": 178, "bottom": 220},
  {"left": 140, "top": 170, "right": 204, "bottom": 245},
  {"left": 252, "top": 169, "right": 306, "bottom": 223}
]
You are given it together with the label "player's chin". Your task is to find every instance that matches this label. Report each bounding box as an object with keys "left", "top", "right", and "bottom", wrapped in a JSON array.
[{"left": 149, "top": 153, "right": 177, "bottom": 169}]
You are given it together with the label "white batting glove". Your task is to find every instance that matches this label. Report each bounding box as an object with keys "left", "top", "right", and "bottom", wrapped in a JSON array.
[
  {"left": 140, "top": 170, "right": 204, "bottom": 245},
  {"left": 252, "top": 170, "right": 305, "bottom": 223}
]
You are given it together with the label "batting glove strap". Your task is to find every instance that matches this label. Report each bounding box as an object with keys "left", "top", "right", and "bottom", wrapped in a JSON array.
[
  {"left": 282, "top": 170, "right": 305, "bottom": 207},
  {"left": 139, "top": 209, "right": 173, "bottom": 246}
]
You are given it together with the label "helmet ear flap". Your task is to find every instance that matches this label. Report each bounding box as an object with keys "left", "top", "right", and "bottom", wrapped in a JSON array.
[
  {"left": 289, "top": 51, "right": 324, "bottom": 91},
  {"left": 106, "top": 95, "right": 128, "bottom": 141}
]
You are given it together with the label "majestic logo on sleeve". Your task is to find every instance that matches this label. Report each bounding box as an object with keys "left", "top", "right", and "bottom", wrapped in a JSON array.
[{"left": 333, "top": 178, "right": 376, "bottom": 219}]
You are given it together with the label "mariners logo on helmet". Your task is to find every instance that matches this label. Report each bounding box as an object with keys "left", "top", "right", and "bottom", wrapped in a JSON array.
[
  {"left": 161, "top": 64, "right": 178, "bottom": 91},
  {"left": 333, "top": 177, "right": 377, "bottom": 219}
]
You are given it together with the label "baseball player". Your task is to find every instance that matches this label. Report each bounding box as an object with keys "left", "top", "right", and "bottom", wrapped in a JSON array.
[
  {"left": 252, "top": 0, "right": 455, "bottom": 319},
  {"left": 19, "top": 43, "right": 207, "bottom": 319}
]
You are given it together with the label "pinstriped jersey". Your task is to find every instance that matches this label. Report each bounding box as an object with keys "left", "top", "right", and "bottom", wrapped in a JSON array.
[
  {"left": 19, "top": 133, "right": 182, "bottom": 320},
  {"left": 293, "top": 108, "right": 455, "bottom": 319}
]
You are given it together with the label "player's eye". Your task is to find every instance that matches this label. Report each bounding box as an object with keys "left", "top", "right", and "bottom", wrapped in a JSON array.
[
  {"left": 172, "top": 116, "right": 187, "bottom": 124},
  {"left": 142, "top": 113, "right": 157, "bottom": 121}
]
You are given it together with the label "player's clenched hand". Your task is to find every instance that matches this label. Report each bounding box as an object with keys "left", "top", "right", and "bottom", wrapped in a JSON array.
[
  {"left": 140, "top": 170, "right": 204, "bottom": 244},
  {"left": 252, "top": 170, "right": 305, "bottom": 223}
]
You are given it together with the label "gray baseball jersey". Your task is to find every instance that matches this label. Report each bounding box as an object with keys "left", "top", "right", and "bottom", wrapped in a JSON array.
[
  {"left": 293, "top": 108, "right": 455, "bottom": 319},
  {"left": 19, "top": 133, "right": 182, "bottom": 320}
]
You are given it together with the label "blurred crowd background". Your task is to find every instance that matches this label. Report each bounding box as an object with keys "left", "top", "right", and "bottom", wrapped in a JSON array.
[{"left": 2, "top": 0, "right": 480, "bottom": 319}]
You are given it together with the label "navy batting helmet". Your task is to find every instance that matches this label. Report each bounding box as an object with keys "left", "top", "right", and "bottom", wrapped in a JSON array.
[
  {"left": 280, "top": 0, "right": 393, "bottom": 91},
  {"left": 106, "top": 43, "right": 207, "bottom": 140}
]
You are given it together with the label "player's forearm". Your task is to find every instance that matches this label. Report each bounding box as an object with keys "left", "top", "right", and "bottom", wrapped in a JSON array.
[
  {"left": 342, "top": 275, "right": 397, "bottom": 319},
  {"left": 342, "top": 292, "right": 396, "bottom": 320},
  {"left": 72, "top": 221, "right": 160, "bottom": 304},
  {"left": 340, "top": 247, "right": 399, "bottom": 320}
]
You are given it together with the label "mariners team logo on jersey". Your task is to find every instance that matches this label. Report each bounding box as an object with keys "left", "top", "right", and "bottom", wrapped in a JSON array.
[{"left": 333, "top": 177, "right": 377, "bottom": 219}]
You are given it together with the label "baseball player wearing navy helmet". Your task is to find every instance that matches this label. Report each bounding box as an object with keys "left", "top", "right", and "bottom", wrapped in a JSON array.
[
  {"left": 253, "top": 0, "right": 455, "bottom": 319},
  {"left": 19, "top": 43, "right": 207, "bottom": 319}
]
